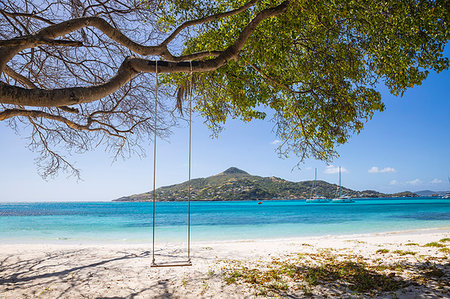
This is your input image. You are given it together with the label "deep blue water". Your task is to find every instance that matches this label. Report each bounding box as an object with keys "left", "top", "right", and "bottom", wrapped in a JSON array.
[{"left": 0, "top": 198, "right": 449, "bottom": 243}]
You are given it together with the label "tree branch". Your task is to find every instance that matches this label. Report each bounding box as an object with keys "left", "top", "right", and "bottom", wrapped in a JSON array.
[
  {"left": 58, "top": 106, "right": 80, "bottom": 113},
  {"left": 0, "top": 9, "right": 55, "bottom": 25},
  {"left": 4, "top": 65, "right": 37, "bottom": 88},
  {"left": 0, "top": 37, "right": 83, "bottom": 47},
  {"left": 162, "top": 50, "right": 222, "bottom": 62},
  {"left": 0, "top": 1, "right": 289, "bottom": 108},
  {"left": 0, "top": 108, "right": 125, "bottom": 138},
  {"left": 1, "top": 5, "right": 232, "bottom": 66},
  {"left": 160, "top": 0, "right": 258, "bottom": 47},
  {"left": 249, "top": 63, "right": 312, "bottom": 94},
  {"left": 27, "top": 116, "right": 82, "bottom": 179}
]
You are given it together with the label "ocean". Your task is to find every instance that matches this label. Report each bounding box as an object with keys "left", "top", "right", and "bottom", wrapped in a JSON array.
[{"left": 1, "top": 198, "right": 449, "bottom": 244}]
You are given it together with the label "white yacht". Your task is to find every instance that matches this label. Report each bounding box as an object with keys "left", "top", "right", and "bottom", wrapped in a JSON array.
[
  {"left": 332, "top": 166, "right": 354, "bottom": 203},
  {"left": 306, "top": 168, "right": 331, "bottom": 203},
  {"left": 306, "top": 196, "right": 330, "bottom": 203},
  {"left": 442, "top": 177, "right": 450, "bottom": 198},
  {"left": 332, "top": 195, "right": 354, "bottom": 203}
]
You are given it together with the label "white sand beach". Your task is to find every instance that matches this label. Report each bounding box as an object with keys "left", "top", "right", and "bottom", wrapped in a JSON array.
[{"left": 1, "top": 228, "right": 449, "bottom": 298}]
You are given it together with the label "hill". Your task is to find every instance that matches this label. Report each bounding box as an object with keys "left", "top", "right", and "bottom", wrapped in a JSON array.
[
  {"left": 415, "top": 190, "right": 449, "bottom": 197},
  {"left": 114, "top": 167, "right": 419, "bottom": 202}
]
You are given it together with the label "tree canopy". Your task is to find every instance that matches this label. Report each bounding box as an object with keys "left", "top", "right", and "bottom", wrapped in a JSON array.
[{"left": 0, "top": 0, "right": 448, "bottom": 178}]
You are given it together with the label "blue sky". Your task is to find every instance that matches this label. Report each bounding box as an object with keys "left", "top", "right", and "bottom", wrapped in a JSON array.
[{"left": 1, "top": 65, "right": 449, "bottom": 202}]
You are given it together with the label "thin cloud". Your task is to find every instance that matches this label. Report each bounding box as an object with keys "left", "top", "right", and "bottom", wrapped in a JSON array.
[
  {"left": 431, "top": 178, "right": 442, "bottom": 184},
  {"left": 271, "top": 139, "right": 281, "bottom": 145},
  {"left": 407, "top": 178, "right": 421, "bottom": 185},
  {"left": 324, "top": 165, "right": 348, "bottom": 174},
  {"left": 389, "top": 180, "right": 398, "bottom": 185},
  {"left": 368, "top": 166, "right": 396, "bottom": 173}
]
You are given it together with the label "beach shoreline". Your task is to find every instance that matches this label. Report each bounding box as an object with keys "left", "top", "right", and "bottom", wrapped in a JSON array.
[
  {"left": 2, "top": 225, "right": 450, "bottom": 246},
  {"left": 1, "top": 228, "right": 449, "bottom": 298}
]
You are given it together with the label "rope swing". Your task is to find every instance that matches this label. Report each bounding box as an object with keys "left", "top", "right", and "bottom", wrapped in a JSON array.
[{"left": 151, "top": 61, "right": 193, "bottom": 268}]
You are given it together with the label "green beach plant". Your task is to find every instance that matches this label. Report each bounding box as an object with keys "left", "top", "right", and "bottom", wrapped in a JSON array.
[
  {"left": 424, "top": 242, "right": 445, "bottom": 248},
  {"left": 223, "top": 251, "right": 407, "bottom": 297},
  {"left": 392, "top": 250, "right": 416, "bottom": 256},
  {"left": 438, "top": 248, "right": 449, "bottom": 254}
]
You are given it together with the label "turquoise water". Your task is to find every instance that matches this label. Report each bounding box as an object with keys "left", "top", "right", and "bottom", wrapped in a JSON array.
[{"left": 0, "top": 198, "right": 449, "bottom": 244}]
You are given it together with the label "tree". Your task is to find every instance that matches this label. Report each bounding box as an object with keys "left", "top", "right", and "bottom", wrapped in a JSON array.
[{"left": 0, "top": 0, "right": 448, "bottom": 178}]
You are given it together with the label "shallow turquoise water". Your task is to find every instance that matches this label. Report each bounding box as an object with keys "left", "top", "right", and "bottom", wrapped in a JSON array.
[{"left": 0, "top": 198, "right": 449, "bottom": 243}]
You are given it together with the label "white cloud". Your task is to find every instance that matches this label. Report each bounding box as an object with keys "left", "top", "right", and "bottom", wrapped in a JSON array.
[
  {"left": 368, "top": 166, "right": 396, "bottom": 173},
  {"left": 368, "top": 167, "right": 379, "bottom": 173},
  {"left": 407, "top": 179, "right": 422, "bottom": 185},
  {"left": 389, "top": 180, "right": 398, "bottom": 185},
  {"left": 324, "top": 165, "right": 348, "bottom": 174},
  {"left": 271, "top": 139, "right": 281, "bottom": 145},
  {"left": 431, "top": 178, "right": 442, "bottom": 184}
]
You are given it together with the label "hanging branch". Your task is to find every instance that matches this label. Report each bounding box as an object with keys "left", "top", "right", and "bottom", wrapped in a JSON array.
[{"left": 0, "top": 1, "right": 289, "bottom": 108}]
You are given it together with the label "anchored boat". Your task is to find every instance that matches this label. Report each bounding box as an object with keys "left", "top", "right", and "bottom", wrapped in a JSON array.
[
  {"left": 306, "top": 168, "right": 330, "bottom": 203},
  {"left": 332, "top": 166, "right": 354, "bottom": 203}
]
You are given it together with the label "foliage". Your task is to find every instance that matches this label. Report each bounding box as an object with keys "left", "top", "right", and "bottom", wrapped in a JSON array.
[
  {"left": 160, "top": 0, "right": 449, "bottom": 161},
  {"left": 222, "top": 243, "right": 450, "bottom": 297},
  {"left": 1, "top": 0, "right": 449, "bottom": 177},
  {"left": 393, "top": 250, "right": 417, "bottom": 256},
  {"left": 223, "top": 251, "right": 408, "bottom": 297},
  {"left": 424, "top": 242, "right": 445, "bottom": 248}
]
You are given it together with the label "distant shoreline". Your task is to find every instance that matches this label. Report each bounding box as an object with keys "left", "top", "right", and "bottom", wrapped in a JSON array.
[
  {"left": 114, "top": 167, "right": 429, "bottom": 201},
  {"left": 0, "top": 196, "right": 446, "bottom": 203},
  {"left": 113, "top": 196, "right": 446, "bottom": 202}
]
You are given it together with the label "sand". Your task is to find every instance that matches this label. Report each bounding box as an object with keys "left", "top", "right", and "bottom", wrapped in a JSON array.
[{"left": 1, "top": 228, "right": 449, "bottom": 298}]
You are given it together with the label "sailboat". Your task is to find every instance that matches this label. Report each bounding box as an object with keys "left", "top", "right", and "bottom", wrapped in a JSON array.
[
  {"left": 306, "top": 168, "right": 330, "bottom": 203},
  {"left": 442, "top": 177, "right": 450, "bottom": 199},
  {"left": 332, "top": 167, "right": 354, "bottom": 203}
]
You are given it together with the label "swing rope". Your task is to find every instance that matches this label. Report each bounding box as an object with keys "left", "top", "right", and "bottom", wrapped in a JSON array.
[
  {"left": 152, "top": 60, "right": 158, "bottom": 265},
  {"left": 151, "top": 60, "right": 193, "bottom": 267},
  {"left": 187, "top": 60, "right": 192, "bottom": 263}
]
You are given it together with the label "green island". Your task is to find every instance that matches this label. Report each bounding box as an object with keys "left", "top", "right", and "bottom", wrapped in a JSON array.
[{"left": 114, "top": 167, "right": 418, "bottom": 202}]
